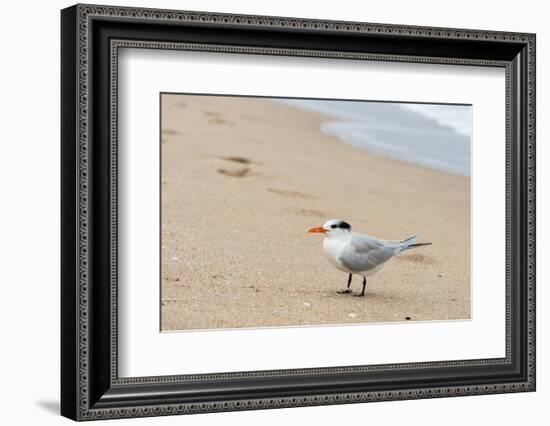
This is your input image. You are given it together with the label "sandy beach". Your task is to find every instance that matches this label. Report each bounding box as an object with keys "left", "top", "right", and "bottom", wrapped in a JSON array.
[{"left": 160, "top": 94, "right": 470, "bottom": 331}]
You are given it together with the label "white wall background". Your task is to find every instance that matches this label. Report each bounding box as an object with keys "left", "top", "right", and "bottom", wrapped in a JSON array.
[{"left": 0, "top": 0, "right": 546, "bottom": 424}]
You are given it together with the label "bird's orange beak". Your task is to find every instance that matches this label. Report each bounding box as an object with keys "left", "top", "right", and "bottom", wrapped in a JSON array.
[{"left": 307, "top": 226, "right": 326, "bottom": 234}]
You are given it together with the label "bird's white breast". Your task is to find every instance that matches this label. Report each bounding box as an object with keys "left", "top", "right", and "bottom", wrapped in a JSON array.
[{"left": 322, "top": 236, "right": 352, "bottom": 273}]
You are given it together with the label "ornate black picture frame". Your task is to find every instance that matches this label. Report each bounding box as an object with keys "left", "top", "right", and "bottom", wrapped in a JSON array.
[{"left": 61, "top": 3, "right": 536, "bottom": 421}]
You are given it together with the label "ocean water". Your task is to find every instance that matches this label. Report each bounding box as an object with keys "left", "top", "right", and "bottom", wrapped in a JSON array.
[{"left": 277, "top": 99, "right": 472, "bottom": 176}]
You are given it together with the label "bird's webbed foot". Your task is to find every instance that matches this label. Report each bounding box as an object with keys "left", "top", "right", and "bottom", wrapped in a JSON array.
[
  {"left": 353, "top": 293, "right": 365, "bottom": 297},
  {"left": 337, "top": 288, "right": 353, "bottom": 294}
]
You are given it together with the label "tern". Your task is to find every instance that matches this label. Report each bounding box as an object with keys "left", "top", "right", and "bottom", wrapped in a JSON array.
[{"left": 308, "top": 219, "right": 431, "bottom": 297}]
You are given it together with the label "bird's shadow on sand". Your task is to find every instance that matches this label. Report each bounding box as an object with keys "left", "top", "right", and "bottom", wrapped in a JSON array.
[
  {"left": 396, "top": 253, "right": 436, "bottom": 264},
  {"left": 35, "top": 400, "right": 59, "bottom": 416},
  {"left": 326, "top": 291, "right": 388, "bottom": 301}
]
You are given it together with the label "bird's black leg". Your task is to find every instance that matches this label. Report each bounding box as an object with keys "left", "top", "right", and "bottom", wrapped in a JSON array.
[
  {"left": 337, "top": 274, "right": 353, "bottom": 294},
  {"left": 354, "top": 277, "right": 367, "bottom": 297}
]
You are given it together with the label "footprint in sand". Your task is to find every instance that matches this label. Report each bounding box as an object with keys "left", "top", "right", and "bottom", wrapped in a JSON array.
[
  {"left": 218, "top": 167, "right": 251, "bottom": 178},
  {"left": 266, "top": 188, "right": 315, "bottom": 199},
  {"left": 217, "top": 155, "right": 254, "bottom": 178},
  {"left": 218, "top": 156, "right": 252, "bottom": 165},
  {"left": 204, "top": 110, "right": 233, "bottom": 126},
  {"left": 161, "top": 129, "right": 179, "bottom": 144},
  {"left": 162, "top": 129, "right": 179, "bottom": 136},
  {"left": 288, "top": 207, "right": 327, "bottom": 218}
]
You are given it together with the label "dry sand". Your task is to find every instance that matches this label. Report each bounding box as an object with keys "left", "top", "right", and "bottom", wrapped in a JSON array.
[{"left": 160, "top": 94, "right": 470, "bottom": 331}]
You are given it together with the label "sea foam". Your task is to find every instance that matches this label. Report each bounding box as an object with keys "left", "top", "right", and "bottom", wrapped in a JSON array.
[{"left": 277, "top": 99, "right": 471, "bottom": 177}]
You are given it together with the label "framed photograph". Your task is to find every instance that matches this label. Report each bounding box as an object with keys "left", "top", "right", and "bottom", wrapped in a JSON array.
[{"left": 61, "top": 4, "right": 536, "bottom": 421}]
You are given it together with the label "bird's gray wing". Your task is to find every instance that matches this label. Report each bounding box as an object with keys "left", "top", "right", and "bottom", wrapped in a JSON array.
[{"left": 339, "top": 233, "right": 399, "bottom": 273}]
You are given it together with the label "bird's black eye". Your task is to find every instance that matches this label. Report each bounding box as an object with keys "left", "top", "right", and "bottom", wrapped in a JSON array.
[{"left": 331, "top": 224, "right": 337, "bottom": 229}]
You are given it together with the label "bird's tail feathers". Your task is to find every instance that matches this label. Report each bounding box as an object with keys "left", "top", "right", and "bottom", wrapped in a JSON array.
[
  {"left": 400, "top": 235, "right": 431, "bottom": 251},
  {"left": 403, "top": 242, "right": 432, "bottom": 251}
]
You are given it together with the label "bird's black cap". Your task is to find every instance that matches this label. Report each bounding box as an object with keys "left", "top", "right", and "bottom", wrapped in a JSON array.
[{"left": 332, "top": 220, "right": 351, "bottom": 230}]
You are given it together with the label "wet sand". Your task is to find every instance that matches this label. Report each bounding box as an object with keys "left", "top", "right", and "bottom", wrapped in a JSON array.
[{"left": 160, "top": 94, "right": 470, "bottom": 331}]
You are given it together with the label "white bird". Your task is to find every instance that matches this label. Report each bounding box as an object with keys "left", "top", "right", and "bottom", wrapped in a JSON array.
[{"left": 308, "top": 219, "right": 431, "bottom": 297}]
